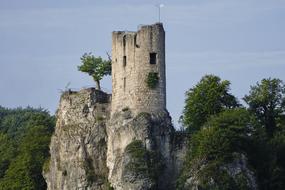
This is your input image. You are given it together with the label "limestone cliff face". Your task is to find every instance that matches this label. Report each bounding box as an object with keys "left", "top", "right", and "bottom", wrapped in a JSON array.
[
  {"left": 44, "top": 89, "right": 111, "bottom": 190},
  {"left": 44, "top": 88, "right": 187, "bottom": 190},
  {"left": 106, "top": 111, "right": 175, "bottom": 190}
]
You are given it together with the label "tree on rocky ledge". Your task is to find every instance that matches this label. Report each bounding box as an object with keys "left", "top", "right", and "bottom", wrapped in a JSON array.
[{"left": 78, "top": 52, "right": 111, "bottom": 90}]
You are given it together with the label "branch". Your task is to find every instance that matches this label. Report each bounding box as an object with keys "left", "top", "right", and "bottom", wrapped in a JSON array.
[{"left": 106, "top": 52, "right": 112, "bottom": 61}]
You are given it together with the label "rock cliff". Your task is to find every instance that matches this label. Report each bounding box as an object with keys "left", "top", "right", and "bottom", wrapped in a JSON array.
[
  {"left": 107, "top": 110, "right": 174, "bottom": 190},
  {"left": 44, "top": 89, "right": 111, "bottom": 190},
  {"left": 44, "top": 88, "right": 258, "bottom": 190},
  {"left": 44, "top": 88, "right": 187, "bottom": 190}
]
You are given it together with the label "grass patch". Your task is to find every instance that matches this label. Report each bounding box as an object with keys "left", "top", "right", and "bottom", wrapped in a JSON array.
[{"left": 43, "top": 157, "right": 50, "bottom": 173}]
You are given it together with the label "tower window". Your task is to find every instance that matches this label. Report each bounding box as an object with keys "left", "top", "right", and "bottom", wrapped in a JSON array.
[
  {"left": 123, "top": 35, "right": 126, "bottom": 47},
  {"left": 123, "top": 77, "right": 126, "bottom": 91},
  {"left": 134, "top": 34, "right": 140, "bottom": 48},
  {"left": 149, "top": 53, "right": 157, "bottom": 64},
  {"left": 123, "top": 56, "right": 127, "bottom": 67}
]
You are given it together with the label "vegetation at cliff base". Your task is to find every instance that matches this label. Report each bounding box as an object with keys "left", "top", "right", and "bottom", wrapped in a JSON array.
[
  {"left": 125, "top": 140, "right": 164, "bottom": 185},
  {"left": 0, "top": 107, "right": 55, "bottom": 190},
  {"left": 178, "top": 75, "right": 285, "bottom": 190}
]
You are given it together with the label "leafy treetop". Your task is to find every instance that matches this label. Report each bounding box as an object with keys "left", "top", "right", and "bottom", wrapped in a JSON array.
[
  {"left": 244, "top": 78, "right": 285, "bottom": 137},
  {"left": 78, "top": 53, "right": 111, "bottom": 90},
  {"left": 180, "top": 74, "right": 240, "bottom": 133}
]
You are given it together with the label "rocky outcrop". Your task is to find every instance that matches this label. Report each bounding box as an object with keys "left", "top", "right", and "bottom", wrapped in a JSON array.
[
  {"left": 44, "top": 88, "right": 188, "bottom": 190},
  {"left": 106, "top": 111, "right": 176, "bottom": 190},
  {"left": 44, "top": 88, "right": 189, "bottom": 190},
  {"left": 43, "top": 89, "right": 111, "bottom": 190},
  {"left": 45, "top": 88, "right": 258, "bottom": 190},
  {"left": 180, "top": 153, "right": 258, "bottom": 190},
  {"left": 43, "top": 88, "right": 259, "bottom": 190}
]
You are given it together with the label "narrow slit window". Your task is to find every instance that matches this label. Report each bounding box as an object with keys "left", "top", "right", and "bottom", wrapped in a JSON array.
[
  {"left": 134, "top": 35, "right": 139, "bottom": 48},
  {"left": 123, "top": 56, "right": 127, "bottom": 67},
  {"left": 123, "top": 77, "right": 126, "bottom": 91},
  {"left": 123, "top": 35, "right": 126, "bottom": 47},
  {"left": 150, "top": 53, "right": 157, "bottom": 64}
]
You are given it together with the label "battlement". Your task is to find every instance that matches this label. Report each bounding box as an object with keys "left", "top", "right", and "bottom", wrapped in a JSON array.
[
  {"left": 111, "top": 23, "right": 166, "bottom": 116},
  {"left": 113, "top": 23, "right": 163, "bottom": 34}
]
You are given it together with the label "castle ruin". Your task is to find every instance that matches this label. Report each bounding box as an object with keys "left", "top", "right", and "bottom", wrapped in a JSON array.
[
  {"left": 45, "top": 23, "right": 187, "bottom": 190},
  {"left": 111, "top": 23, "right": 166, "bottom": 116}
]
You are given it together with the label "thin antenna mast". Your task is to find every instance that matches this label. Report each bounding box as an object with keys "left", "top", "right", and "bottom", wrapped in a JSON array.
[{"left": 156, "top": 4, "right": 164, "bottom": 23}]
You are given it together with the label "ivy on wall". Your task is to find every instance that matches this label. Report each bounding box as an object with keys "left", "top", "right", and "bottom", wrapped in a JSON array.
[{"left": 146, "top": 72, "right": 159, "bottom": 89}]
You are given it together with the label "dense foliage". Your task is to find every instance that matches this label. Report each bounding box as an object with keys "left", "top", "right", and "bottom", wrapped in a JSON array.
[
  {"left": 244, "top": 78, "right": 285, "bottom": 189},
  {"left": 78, "top": 52, "right": 112, "bottom": 90},
  {"left": 0, "top": 106, "right": 55, "bottom": 190},
  {"left": 125, "top": 140, "right": 164, "bottom": 184},
  {"left": 181, "top": 75, "right": 240, "bottom": 133},
  {"left": 178, "top": 75, "right": 285, "bottom": 190},
  {"left": 244, "top": 78, "right": 285, "bottom": 137}
]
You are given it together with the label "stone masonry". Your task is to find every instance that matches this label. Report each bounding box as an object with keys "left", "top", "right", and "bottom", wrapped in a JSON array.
[{"left": 111, "top": 23, "right": 166, "bottom": 116}]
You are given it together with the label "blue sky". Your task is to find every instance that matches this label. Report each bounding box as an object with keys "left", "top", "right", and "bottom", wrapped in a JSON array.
[{"left": 0, "top": 0, "right": 285, "bottom": 127}]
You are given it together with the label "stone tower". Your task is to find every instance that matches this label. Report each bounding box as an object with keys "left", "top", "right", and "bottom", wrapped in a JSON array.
[{"left": 111, "top": 23, "right": 166, "bottom": 116}]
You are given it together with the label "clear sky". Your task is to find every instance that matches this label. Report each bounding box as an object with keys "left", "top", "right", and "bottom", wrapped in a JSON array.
[{"left": 1, "top": 0, "right": 285, "bottom": 127}]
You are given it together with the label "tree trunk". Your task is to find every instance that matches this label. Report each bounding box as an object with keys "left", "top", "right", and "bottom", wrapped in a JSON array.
[
  {"left": 264, "top": 107, "right": 276, "bottom": 137},
  {"left": 95, "top": 80, "right": 101, "bottom": 90}
]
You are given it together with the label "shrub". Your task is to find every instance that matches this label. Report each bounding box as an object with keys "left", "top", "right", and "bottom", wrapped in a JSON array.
[
  {"left": 146, "top": 72, "right": 159, "bottom": 89},
  {"left": 125, "top": 140, "right": 164, "bottom": 182}
]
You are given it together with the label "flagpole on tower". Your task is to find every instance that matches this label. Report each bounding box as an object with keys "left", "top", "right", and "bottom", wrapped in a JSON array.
[{"left": 156, "top": 4, "right": 164, "bottom": 23}]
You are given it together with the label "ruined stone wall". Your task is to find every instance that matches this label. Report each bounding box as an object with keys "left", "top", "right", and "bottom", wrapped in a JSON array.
[{"left": 111, "top": 23, "right": 166, "bottom": 116}]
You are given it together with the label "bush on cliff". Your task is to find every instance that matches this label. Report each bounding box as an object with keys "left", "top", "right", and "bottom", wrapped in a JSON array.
[
  {"left": 177, "top": 109, "right": 256, "bottom": 190},
  {"left": 178, "top": 76, "right": 285, "bottom": 190}
]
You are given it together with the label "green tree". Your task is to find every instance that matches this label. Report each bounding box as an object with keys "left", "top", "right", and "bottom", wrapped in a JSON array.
[
  {"left": 78, "top": 53, "right": 111, "bottom": 90},
  {"left": 180, "top": 75, "right": 240, "bottom": 132},
  {"left": 0, "top": 107, "right": 55, "bottom": 190},
  {"left": 244, "top": 78, "right": 285, "bottom": 137},
  {"left": 268, "top": 132, "right": 285, "bottom": 189},
  {"left": 0, "top": 133, "right": 16, "bottom": 178},
  {"left": 177, "top": 109, "right": 256, "bottom": 189},
  {"left": 190, "top": 109, "right": 253, "bottom": 161},
  {"left": 0, "top": 125, "right": 52, "bottom": 190}
]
